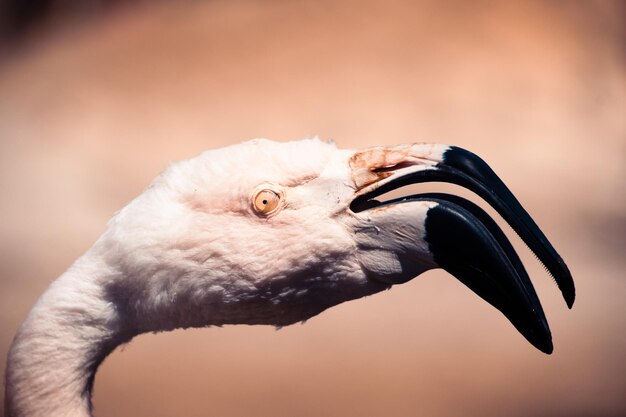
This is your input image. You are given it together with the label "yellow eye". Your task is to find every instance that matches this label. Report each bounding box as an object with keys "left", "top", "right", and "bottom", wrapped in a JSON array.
[{"left": 253, "top": 189, "right": 281, "bottom": 215}]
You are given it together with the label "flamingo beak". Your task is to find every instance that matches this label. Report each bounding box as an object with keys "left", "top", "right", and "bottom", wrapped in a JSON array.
[{"left": 349, "top": 144, "right": 574, "bottom": 354}]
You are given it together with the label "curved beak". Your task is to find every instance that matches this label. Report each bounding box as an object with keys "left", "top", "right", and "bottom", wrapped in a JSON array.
[{"left": 349, "top": 144, "right": 574, "bottom": 354}]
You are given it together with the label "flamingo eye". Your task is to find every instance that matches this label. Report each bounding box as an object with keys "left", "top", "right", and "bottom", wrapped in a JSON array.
[{"left": 253, "top": 189, "right": 281, "bottom": 215}]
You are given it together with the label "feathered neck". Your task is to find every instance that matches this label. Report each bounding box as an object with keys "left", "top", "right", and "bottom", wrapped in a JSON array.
[{"left": 4, "top": 252, "right": 131, "bottom": 417}]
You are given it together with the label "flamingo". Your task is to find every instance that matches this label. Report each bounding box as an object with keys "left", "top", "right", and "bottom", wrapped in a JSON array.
[{"left": 4, "top": 138, "right": 575, "bottom": 417}]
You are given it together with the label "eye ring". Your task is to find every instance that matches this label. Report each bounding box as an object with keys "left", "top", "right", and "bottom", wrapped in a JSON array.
[{"left": 252, "top": 188, "right": 282, "bottom": 216}]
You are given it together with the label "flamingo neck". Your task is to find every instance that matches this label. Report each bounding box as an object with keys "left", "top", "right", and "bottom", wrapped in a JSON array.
[{"left": 4, "top": 253, "right": 132, "bottom": 417}]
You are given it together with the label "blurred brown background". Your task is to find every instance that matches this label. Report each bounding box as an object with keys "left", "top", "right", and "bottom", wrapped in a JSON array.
[{"left": 0, "top": 1, "right": 624, "bottom": 416}]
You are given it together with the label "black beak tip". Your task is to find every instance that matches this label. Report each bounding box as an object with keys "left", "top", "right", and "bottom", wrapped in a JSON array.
[
  {"left": 519, "top": 313, "right": 553, "bottom": 354},
  {"left": 534, "top": 331, "right": 554, "bottom": 355},
  {"left": 561, "top": 267, "right": 576, "bottom": 309}
]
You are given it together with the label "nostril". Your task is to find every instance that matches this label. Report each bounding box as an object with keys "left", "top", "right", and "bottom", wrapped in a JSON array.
[{"left": 372, "top": 161, "right": 418, "bottom": 173}]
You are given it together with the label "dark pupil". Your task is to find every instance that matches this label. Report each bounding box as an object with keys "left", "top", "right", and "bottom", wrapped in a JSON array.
[{"left": 262, "top": 199, "right": 268, "bottom": 205}]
